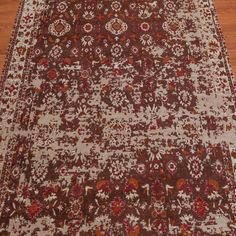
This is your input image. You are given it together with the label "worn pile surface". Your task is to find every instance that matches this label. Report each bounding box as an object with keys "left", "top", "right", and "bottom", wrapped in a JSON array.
[{"left": 0, "top": 0, "right": 235, "bottom": 235}]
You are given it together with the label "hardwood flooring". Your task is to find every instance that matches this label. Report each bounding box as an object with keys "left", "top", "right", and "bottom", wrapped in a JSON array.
[
  {"left": 0, "top": 0, "right": 19, "bottom": 73},
  {"left": 0, "top": 0, "right": 236, "bottom": 77}
]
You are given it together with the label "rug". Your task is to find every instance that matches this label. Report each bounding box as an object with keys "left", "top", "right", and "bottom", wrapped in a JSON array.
[{"left": 0, "top": 0, "right": 235, "bottom": 235}]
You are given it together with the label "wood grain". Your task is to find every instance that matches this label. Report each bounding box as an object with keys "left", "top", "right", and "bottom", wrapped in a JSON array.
[
  {"left": 0, "top": 0, "right": 19, "bottom": 72},
  {"left": 215, "top": 0, "right": 236, "bottom": 77},
  {"left": 0, "top": 0, "right": 235, "bottom": 77}
]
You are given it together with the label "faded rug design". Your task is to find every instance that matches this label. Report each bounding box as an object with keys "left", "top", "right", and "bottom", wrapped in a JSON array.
[{"left": 0, "top": 0, "right": 235, "bottom": 235}]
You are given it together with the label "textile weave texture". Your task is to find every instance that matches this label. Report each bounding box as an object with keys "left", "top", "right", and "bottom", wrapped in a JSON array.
[{"left": 0, "top": 0, "right": 235, "bottom": 235}]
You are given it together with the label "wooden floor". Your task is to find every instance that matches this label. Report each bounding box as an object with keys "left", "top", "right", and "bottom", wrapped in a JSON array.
[{"left": 0, "top": 0, "right": 236, "bottom": 77}]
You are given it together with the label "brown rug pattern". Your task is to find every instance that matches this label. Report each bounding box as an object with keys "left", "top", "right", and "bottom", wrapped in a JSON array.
[{"left": 0, "top": 0, "right": 235, "bottom": 235}]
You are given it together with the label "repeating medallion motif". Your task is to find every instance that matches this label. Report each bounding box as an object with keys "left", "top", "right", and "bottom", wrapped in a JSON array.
[{"left": 105, "top": 18, "right": 128, "bottom": 35}]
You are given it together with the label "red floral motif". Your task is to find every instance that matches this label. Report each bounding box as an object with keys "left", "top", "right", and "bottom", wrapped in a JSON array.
[
  {"left": 110, "top": 197, "right": 126, "bottom": 217},
  {"left": 26, "top": 201, "right": 43, "bottom": 220},
  {"left": 124, "top": 220, "right": 141, "bottom": 236},
  {"left": 47, "top": 68, "right": 58, "bottom": 80},
  {"left": 193, "top": 196, "right": 209, "bottom": 219},
  {"left": 96, "top": 180, "right": 110, "bottom": 192},
  {"left": 176, "top": 178, "right": 191, "bottom": 195},
  {"left": 124, "top": 178, "right": 139, "bottom": 194},
  {"left": 205, "top": 179, "right": 219, "bottom": 195},
  {"left": 95, "top": 228, "right": 106, "bottom": 236}
]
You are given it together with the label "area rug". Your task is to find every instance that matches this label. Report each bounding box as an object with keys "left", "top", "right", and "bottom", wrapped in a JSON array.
[{"left": 0, "top": 0, "right": 235, "bottom": 235}]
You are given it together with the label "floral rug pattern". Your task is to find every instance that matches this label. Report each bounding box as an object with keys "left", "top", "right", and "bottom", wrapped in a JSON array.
[{"left": 0, "top": 0, "right": 235, "bottom": 235}]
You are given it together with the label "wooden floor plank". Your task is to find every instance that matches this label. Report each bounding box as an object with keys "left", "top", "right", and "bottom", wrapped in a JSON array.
[
  {"left": 0, "top": 0, "right": 235, "bottom": 77},
  {"left": 215, "top": 0, "right": 236, "bottom": 76},
  {"left": 0, "top": 0, "right": 19, "bottom": 70}
]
